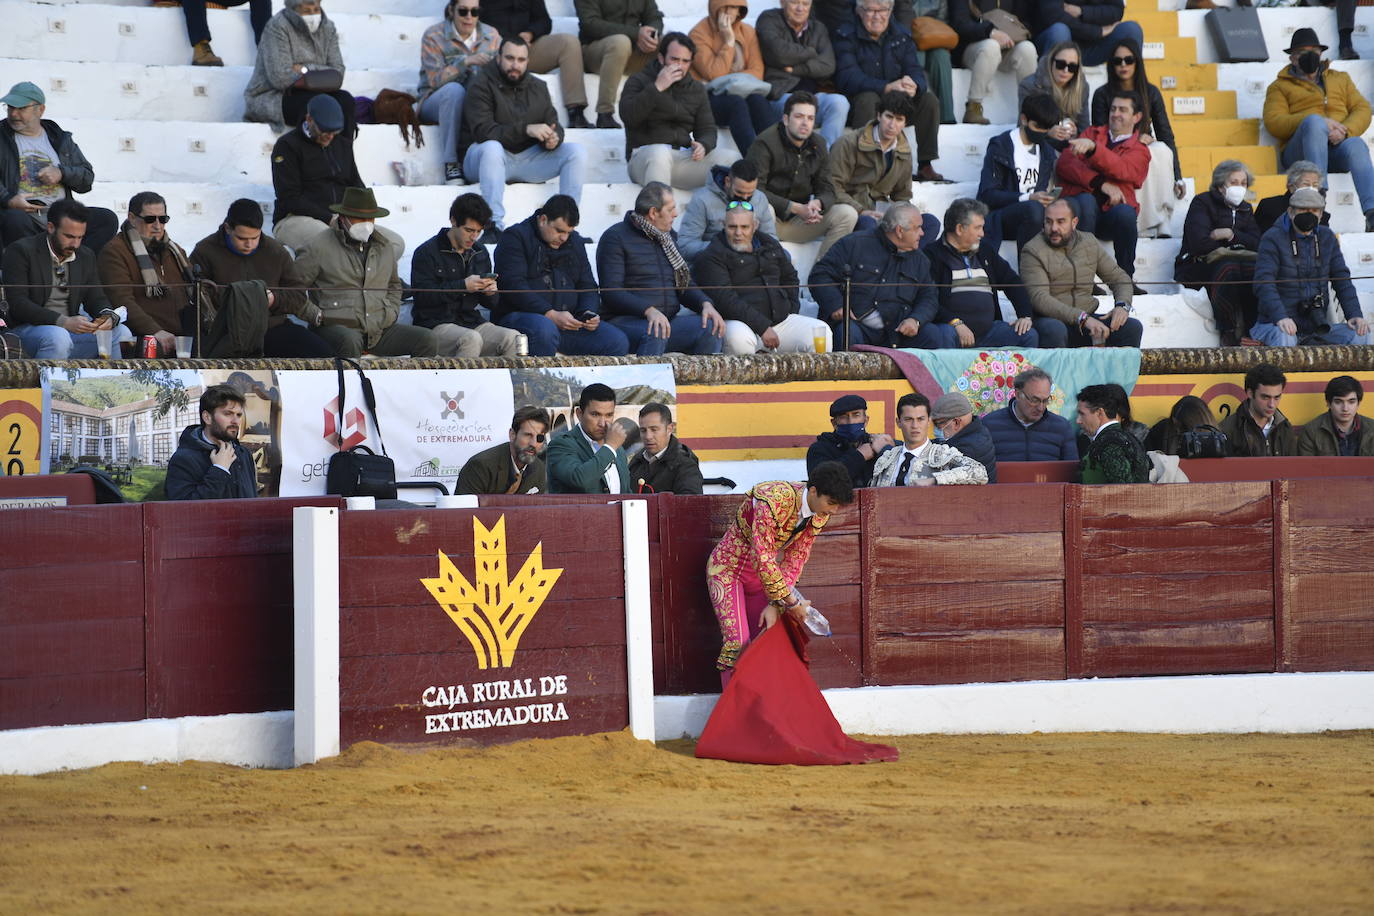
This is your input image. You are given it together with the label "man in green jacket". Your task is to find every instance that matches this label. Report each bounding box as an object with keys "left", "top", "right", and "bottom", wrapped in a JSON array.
[
  {"left": 545, "top": 383, "right": 632, "bottom": 493},
  {"left": 457, "top": 405, "right": 552, "bottom": 495},
  {"left": 294, "top": 188, "right": 438, "bottom": 358},
  {"left": 1297, "top": 375, "right": 1374, "bottom": 456},
  {"left": 1076, "top": 383, "right": 1148, "bottom": 484}
]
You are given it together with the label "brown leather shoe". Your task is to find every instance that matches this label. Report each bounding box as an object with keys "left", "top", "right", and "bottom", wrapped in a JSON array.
[
  {"left": 915, "top": 163, "right": 946, "bottom": 182},
  {"left": 962, "top": 100, "right": 989, "bottom": 125},
  {"left": 192, "top": 40, "right": 223, "bottom": 67}
]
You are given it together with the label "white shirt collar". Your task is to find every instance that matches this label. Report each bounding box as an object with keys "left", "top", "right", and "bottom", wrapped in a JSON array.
[
  {"left": 1090, "top": 419, "right": 1119, "bottom": 441},
  {"left": 905, "top": 439, "right": 932, "bottom": 458},
  {"left": 47, "top": 237, "right": 75, "bottom": 266}
]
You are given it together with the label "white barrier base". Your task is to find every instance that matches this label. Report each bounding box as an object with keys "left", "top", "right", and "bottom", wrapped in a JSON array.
[
  {"left": 653, "top": 672, "right": 1374, "bottom": 741},
  {"left": 0, "top": 711, "right": 293, "bottom": 776}
]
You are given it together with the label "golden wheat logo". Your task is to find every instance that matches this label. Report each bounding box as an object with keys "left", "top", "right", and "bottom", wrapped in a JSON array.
[{"left": 421, "top": 516, "right": 563, "bottom": 669}]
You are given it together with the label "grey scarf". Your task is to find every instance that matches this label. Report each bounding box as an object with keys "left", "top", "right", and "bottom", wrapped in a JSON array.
[
  {"left": 629, "top": 212, "right": 691, "bottom": 291},
  {"left": 122, "top": 221, "right": 189, "bottom": 298}
]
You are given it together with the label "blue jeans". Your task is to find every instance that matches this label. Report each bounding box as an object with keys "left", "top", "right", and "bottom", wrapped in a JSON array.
[
  {"left": 913, "top": 319, "right": 1039, "bottom": 349},
  {"left": 986, "top": 199, "right": 1046, "bottom": 250},
  {"left": 1068, "top": 194, "right": 1138, "bottom": 277},
  {"left": 770, "top": 92, "right": 851, "bottom": 150},
  {"left": 1035, "top": 21, "right": 1144, "bottom": 66},
  {"left": 463, "top": 139, "right": 588, "bottom": 228},
  {"left": 419, "top": 82, "right": 466, "bottom": 165},
  {"left": 495, "top": 311, "right": 629, "bottom": 356},
  {"left": 1043, "top": 315, "right": 1143, "bottom": 348},
  {"left": 708, "top": 92, "right": 775, "bottom": 156},
  {"left": 827, "top": 318, "right": 894, "bottom": 351},
  {"left": 14, "top": 323, "right": 134, "bottom": 358},
  {"left": 1250, "top": 320, "right": 1374, "bottom": 347},
  {"left": 1281, "top": 113, "right": 1374, "bottom": 214},
  {"left": 610, "top": 312, "right": 724, "bottom": 356}
]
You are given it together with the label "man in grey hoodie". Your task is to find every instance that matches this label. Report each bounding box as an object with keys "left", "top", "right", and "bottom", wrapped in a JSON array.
[{"left": 675, "top": 159, "right": 778, "bottom": 262}]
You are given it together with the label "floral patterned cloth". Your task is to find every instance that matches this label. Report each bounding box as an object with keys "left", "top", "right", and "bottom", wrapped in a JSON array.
[{"left": 706, "top": 481, "right": 828, "bottom": 670}]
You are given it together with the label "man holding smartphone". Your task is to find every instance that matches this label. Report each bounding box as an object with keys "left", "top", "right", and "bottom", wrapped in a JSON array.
[{"left": 576, "top": 0, "right": 665, "bottom": 128}]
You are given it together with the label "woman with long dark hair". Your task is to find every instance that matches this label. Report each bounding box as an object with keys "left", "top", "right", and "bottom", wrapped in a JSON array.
[
  {"left": 1090, "top": 38, "right": 1185, "bottom": 238},
  {"left": 1144, "top": 395, "right": 1219, "bottom": 456}
]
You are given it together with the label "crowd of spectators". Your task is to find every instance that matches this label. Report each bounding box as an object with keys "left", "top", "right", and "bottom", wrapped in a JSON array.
[{"left": 0, "top": 2, "right": 1371, "bottom": 361}]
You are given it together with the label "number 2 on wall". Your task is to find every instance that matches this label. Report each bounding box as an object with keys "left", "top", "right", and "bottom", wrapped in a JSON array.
[{"left": 6, "top": 421, "right": 24, "bottom": 476}]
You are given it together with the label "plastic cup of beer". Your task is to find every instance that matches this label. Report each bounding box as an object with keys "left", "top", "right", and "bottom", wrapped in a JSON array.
[
  {"left": 175, "top": 336, "right": 194, "bottom": 358},
  {"left": 813, "top": 328, "right": 827, "bottom": 354},
  {"left": 94, "top": 328, "right": 113, "bottom": 359}
]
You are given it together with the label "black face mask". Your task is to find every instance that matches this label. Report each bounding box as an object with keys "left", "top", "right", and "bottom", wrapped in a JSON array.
[
  {"left": 1024, "top": 127, "right": 1048, "bottom": 146},
  {"left": 1292, "top": 212, "right": 1319, "bottom": 233},
  {"left": 1297, "top": 50, "right": 1321, "bottom": 74}
]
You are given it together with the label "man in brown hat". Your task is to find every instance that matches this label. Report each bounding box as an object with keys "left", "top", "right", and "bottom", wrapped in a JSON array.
[
  {"left": 293, "top": 187, "right": 438, "bottom": 357},
  {"left": 1263, "top": 27, "right": 1373, "bottom": 231}
]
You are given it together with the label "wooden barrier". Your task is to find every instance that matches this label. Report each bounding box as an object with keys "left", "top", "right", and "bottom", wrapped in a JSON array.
[{"left": 0, "top": 473, "right": 97, "bottom": 507}]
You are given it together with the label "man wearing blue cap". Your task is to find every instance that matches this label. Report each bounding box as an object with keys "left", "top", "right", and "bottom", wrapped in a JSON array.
[
  {"left": 1, "top": 81, "right": 118, "bottom": 258},
  {"left": 269, "top": 94, "right": 406, "bottom": 256}
]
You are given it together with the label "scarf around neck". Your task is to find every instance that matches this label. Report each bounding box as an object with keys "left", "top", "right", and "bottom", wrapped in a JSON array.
[
  {"left": 629, "top": 212, "right": 691, "bottom": 291},
  {"left": 122, "top": 221, "right": 189, "bottom": 298}
]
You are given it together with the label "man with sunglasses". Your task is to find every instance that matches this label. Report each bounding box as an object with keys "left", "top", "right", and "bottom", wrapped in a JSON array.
[
  {"left": 0, "top": 81, "right": 118, "bottom": 258},
  {"left": 456, "top": 405, "right": 551, "bottom": 495},
  {"left": 1032, "top": 0, "right": 1142, "bottom": 67},
  {"left": 2, "top": 198, "right": 131, "bottom": 358},
  {"left": 677, "top": 159, "right": 777, "bottom": 262},
  {"left": 97, "top": 191, "right": 195, "bottom": 357}
]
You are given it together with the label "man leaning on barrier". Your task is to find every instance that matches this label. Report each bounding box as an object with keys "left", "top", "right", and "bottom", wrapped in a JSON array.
[
  {"left": 1218, "top": 363, "right": 1296, "bottom": 458},
  {"left": 457, "top": 405, "right": 551, "bottom": 495}
]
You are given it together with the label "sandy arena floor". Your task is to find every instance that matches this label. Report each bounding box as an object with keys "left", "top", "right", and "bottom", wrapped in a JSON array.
[{"left": 3, "top": 730, "right": 1372, "bottom": 914}]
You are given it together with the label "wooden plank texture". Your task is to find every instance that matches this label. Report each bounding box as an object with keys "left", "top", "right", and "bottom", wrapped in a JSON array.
[
  {"left": 339, "top": 505, "right": 621, "bottom": 562},
  {"left": 1285, "top": 475, "right": 1374, "bottom": 526},
  {"left": 871, "top": 629, "right": 1065, "bottom": 685},
  {"left": 1081, "top": 573, "right": 1273, "bottom": 624},
  {"left": 1079, "top": 481, "right": 1272, "bottom": 528},
  {"left": 0, "top": 671, "right": 146, "bottom": 731},
  {"left": 873, "top": 532, "right": 1063, "bottom": 584},
  {"left": 1081, "top": 620, "right": 1274, "bottom": 677},
  {"left": 870, "top": 581, "right": 1064, "bottom": 632},
  {"left": 1284, "top": 527, "right": 1374, "bottom": 574},
  {"left": 341, "top": 598, "right": 627, "bottom": 658},
  {"left": 1282, "top": 619, "right": 1374, "bottom": 672},
  {"left": 0, "top": 619, "right": 143, "bottom": 680},
  {"left": 870, "top": 484, "right": 1065, "bottom": 537}
]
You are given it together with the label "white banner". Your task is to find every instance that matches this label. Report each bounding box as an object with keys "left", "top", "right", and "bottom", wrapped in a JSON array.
[{"left": 278, "top": 368, "right": 514, "bottom": 497}]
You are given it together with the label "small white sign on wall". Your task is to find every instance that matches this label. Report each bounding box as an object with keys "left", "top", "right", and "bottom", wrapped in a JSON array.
[
  {"left": 1172, "top": 96, "right": 1206, "bottom": 116},
  {"left": 1161, "top": 76, "right": 1177, "bottom": 90},
  {"left": 1142, "top": 41, "right": 1165, "bottom": 60}
]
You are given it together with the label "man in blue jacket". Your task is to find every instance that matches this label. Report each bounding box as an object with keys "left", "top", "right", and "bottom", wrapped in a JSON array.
[
  {"left": 917, "top": 197, "right": 1047, "bottom": 349},
  {"left": 981, "top": 366, "right": 1078, "bottom": 461},
  {"left": 809, "top": 202, "right": 936, "bottom": 350},
  {"left": 832, "top": 0, "right": 943, "bottom": 181},
  {"left": 596, "top": 182, "right": 725, "bottom": 355},
  {"left": 165, "top": 384, "right": 258, "bottom": 501},
  {"left": 978, "top": 93, "right": 1061, "bottom": 251},
  {"left": 1250, "top": 187, "right": 1371, "bottom": 347},
  {"left": 491, "top": 194, "right": 630, "bottom": 356}
]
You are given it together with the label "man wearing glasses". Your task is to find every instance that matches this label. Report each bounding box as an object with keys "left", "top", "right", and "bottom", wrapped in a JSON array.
[
  {"left": 97, "top": 191, "right": 195, "bottom": 358},
  {"left": 0, "top": 81, "right": 118, "bottom": 259},
  {"left": 2, "top": 198, "right": 131, "bottom": 359},
  {"left": 981, "top": 366, "right": 1079, "bottom": 461},
  {"left": 832, "top": 0, "right": 945, "bottom": 182}
]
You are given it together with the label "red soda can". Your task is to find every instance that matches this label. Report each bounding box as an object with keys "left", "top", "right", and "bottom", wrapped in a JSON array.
[{"left": 141, "top": 336, "right": 159, "bottom": 359}]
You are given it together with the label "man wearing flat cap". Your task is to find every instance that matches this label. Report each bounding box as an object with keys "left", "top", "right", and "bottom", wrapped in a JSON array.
[
  {"left": 805, "top": 393, "right": 895, "bottom": 488},
  {"left": 1251, "top": 185, "right": 1371, "bottom": 347},
  {"left": 1263, "top": 27, "right": 1373, "bottom": 233},
  {"left": 1, "top": 80, "right": 119, "bottom": 258},
  {"left": 931, "top": 391, "right": 997, "bottom": 483},
  {"left": 293, "top": 187, "right": 438, "bottom": 357},
  {"left": 269, "top": 94, "right": 406, "bottom": 255}
]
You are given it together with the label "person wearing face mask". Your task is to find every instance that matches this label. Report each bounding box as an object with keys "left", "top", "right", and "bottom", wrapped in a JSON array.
[
  {"left": 805, "top": 394, "right": 896, "bottom": 489},
  {"left": 189, "top": 199, "right": 334, "bottom": 358},
  {"left": 97, "top": 190, "right": 195, "bottom": 356},
  {"left": 977, "top": 92, "right": 1060, "bottom": 251},
  {"left": 244, "top": 0, "right": 353, "bottom": 135},
  {"left": 1262, "top": 28, "right": 1374, "bottom": 233},
  {"left": 292, "top": 187, "right": 439, "bottom": 358},
  {"left": 1174, "top": 160, "right": 1262, "bottom": 348},
  {"left": 676, "top": 159, "right": 777, "bottom": 263},
  {"left": 1254, "top": 160, "right": 1330, "bottom": 235},
  {"left": 1250, "top": 185, "right": 1371, "bottom": 348}
]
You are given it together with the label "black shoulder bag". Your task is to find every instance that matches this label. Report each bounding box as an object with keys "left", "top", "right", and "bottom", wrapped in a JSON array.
[
  {"left": 325, "top": 357, "right": 398, "bottom": 499},
  {"left": 1180, "top": 424, "right": 1228, "bottom": 459}
]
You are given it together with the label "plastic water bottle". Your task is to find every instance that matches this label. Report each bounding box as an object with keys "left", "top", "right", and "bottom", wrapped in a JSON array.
[{"left": 789, "top": 587, "right": 832, "bottom": 637}]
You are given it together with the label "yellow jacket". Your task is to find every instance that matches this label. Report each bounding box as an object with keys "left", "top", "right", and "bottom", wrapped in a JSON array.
[{"left": 1262, "top": 64, "right": 1372, "bottom": 142}]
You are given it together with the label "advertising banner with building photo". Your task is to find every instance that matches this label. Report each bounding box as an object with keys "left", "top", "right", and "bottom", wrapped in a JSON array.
[
  {"left": 277, "top": 364, "right": 677, "bottom": 498},
  {"left": 40, "top": 367, "right": 205, "bottom": 501}
]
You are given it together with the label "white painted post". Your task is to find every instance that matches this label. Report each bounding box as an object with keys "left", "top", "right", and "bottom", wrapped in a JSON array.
[
  {"left": 621, "top": 499, "right": 655, "bottom": 741},
  {"left": 293, "top": 506, "right": 340, "bottom": 766}
]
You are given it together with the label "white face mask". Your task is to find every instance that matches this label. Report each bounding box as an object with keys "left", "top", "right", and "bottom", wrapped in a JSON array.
[
  {"left": 301, "top": 12, "right": 322, "bottom": 32},
  {"left": 1223, "top": 185, "right": 1247, "bottom": 207},
  {"left": 347, "top": 220, "right": 374, "bottom": 242}
]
